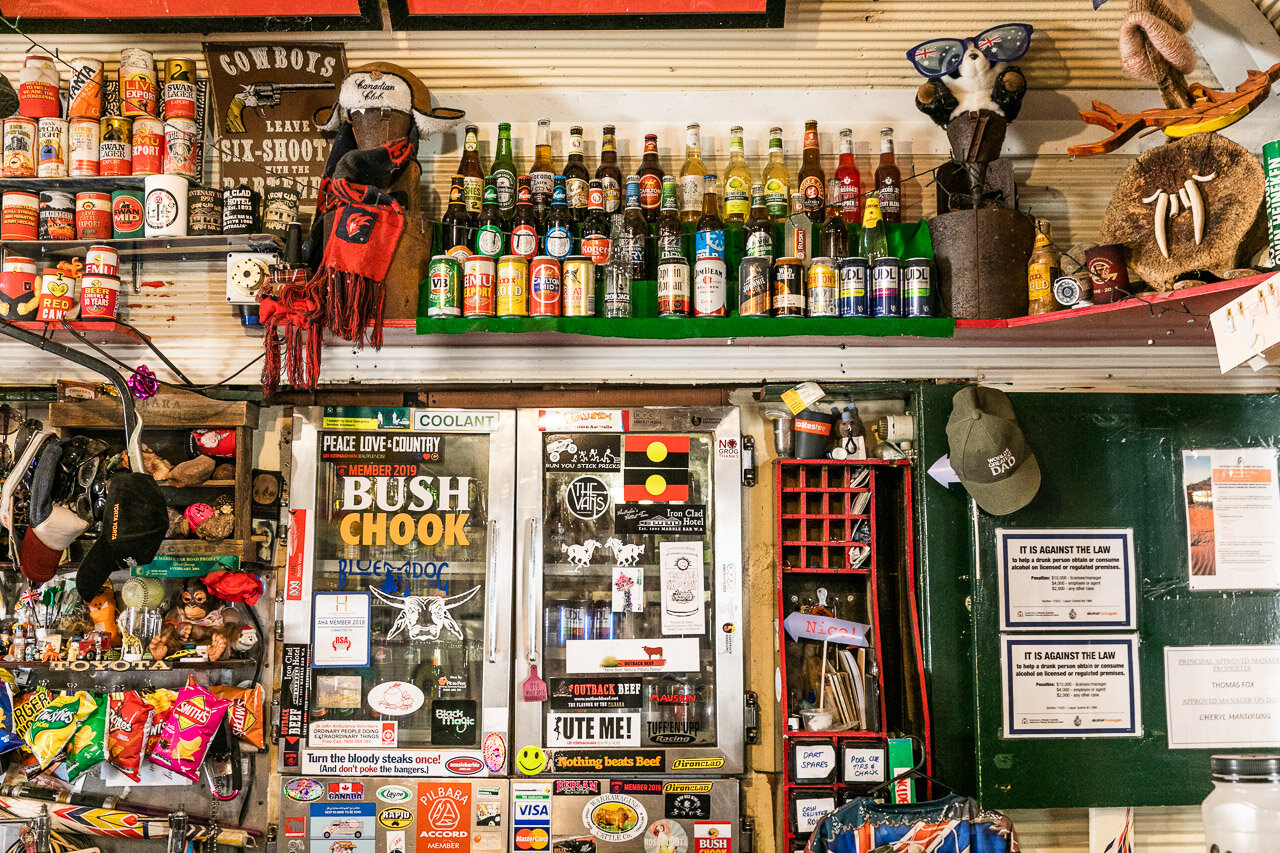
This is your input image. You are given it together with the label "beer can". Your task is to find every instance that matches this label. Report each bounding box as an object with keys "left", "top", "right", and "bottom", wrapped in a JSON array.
[
  {"left": 872, "top": 257, "right": 901, "bottom": 317},
  {"left": 222, "top": 186, "right": 260, "bottom": 234},
  {"left": 426, "top": 255, "right": 461, "bottom": 318},
  {"left": 38, "top": 191, "right": 75, "bottom": 240},
  {"left": 772, "top": 257, "right": 805, "bottom": 317},
  {"left": 68, "top": 57, "right": 104, "bottom": 120},
  {"left": 2, "top": 192, "right": 39, "bottom": 241},
  {"left": 738, "top": 256, "right": 771, "bottom": 317},
  {"left": 74, "top": 191, "right": 112, "bottom": 240},
  {"left": 78, "top": 274, "right": 120, "bottom": 320},
  {"left": 838, "top": 257, "right": 870, "bottom": 318},
  {"left": 111, "top": 189, "right": 145, "bottom": 238},
  {"left": 547, "top": 600, "right": 590, "bottom": 646},
  {"left": 2, "top": 117, "right": 37, "bottom": 178},
  {"left": 693, "top": 257, "right": 727, "bottom": 317},
  {"left": 903, "top": 257, "right": 934, "bottom": 318},
  {"left": 36, "top": 118, "right": 69, "bottom": 178},
  {"left": 463, "top": 255, "right": 496, "bottom": 317},
  {"left": 262, "top": 185, "right": 300, "bottom": 239},
  {"left": 530, "top": 256, "right": 562, "bottom": 317},
  {"left": 162, "top": 117, "right": 199, "bottom": 178},
  {"left": 144, "top": 174, "right": 188, "bottom": 238},
  {"left": 603, "top": 262, "right": 632, "bottom": 318},
  {"left": 186, "top": 186, "right": 222, "bottom": 236},
  {"left": 806, "top": 257, "right": 838, "bottom": 318},
  {"left": 119, "top": 48, "right": 158, "bottom": 118},
  {"left": 496, "top": 255, "right": 529, "bottom": 317},
  {"left": 162, "top": 59, "right": 198, "bottom": 121},
  {"left": 695, "top": 226, "right": 726, "bottom": 261},
  {"left": 69, "top": 118, "right": 101, "bottom": 176},
  {"left": 658, "top": 258, "right": 691, "bottom": 317},
  {"left": 0, "top": 257, "right": 40, "bottom": 321},
  {"left": 130, "top": 115, "right": 163, "bottom": 175},
  {"left": 562, "top": 256, "right": 595, "bottom": 317},
  {"left": 99, "top": 116, "right": 132, "bottom": 176},
  {"left": 18, "top": 54, "right": 59, "bottom": 119},
  {"left": 38, "top": 268, "right": 78, "bottom": 322},
  {"left": 84, "top": 245, "right": 120, "bottom": 277}
]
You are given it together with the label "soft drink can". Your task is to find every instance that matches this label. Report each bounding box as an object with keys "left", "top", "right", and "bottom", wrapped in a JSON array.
[
  {"left": 36, "top": 118, "right": 68, "bottom": 178},
  {"left": 18, "top": 54, "right": 59, "bottom": 119},
  {"left": 806, "top": 257, "right": 838, "bottom": 317},
  {"left": 463, "top": 255, "right": 496, "bottom": 317},
  {"left": 130, "top": 115, "right": 163, "bottom": 175},
  {"left": 69, "top": 118, "right": 100, "bottom": 176},
  {"left": 496, "top": 255, "right": 529, "bottom": 317},
  {"left": 74, "top": 191, "right": 112, "bottom": 240},
  {"left": 2, "top": 117, "right": 37, "bottom": 178},
  {"left": 658, "top": 258, "right": 690, "bottom": 316},
  {"left": 562, "top": 256, "right": 594, "bottom": 317},
  {"left": 426, "top": 255, "right": 461, "bottom": 318},
  {"left": 772, "top": 258, "right": 805, "bottom": 317},
  {"left": 903, "top": 257, "right": 934, "bottom": 317},
  {"left": 38, "top": 191, "right": 75, "bottom": 240},
  {"left": 530, "top": 256, "right": 561, "bottom": 317},
  {"left": 1, "top": 192, "right": 39, "bottom": 241},
  {"left": 872, "top": 257, "right": 902, "bottom": 317},
  {"left": 163, "top": 59, "right": 198, "bottom": 121},
  {"left": 838, "top": 257, "right": 870, "bottom": 318},
  {"left": 693, "top": 257, "right": 727, "bottom": 317},
  {"left": 119, "top": 48, "right": 158, "bottom": 117},
  {"left": 739, "top": 256, "right": 771, "bottom": 317},
  {"left": 68, "top": 57, "right": 104, "bottom": 120}
]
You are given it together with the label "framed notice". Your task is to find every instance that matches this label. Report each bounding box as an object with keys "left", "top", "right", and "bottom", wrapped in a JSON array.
[
  {"left": 311, "top": 591, "right": 370, "bottom": 668},
  {"left": 996, "top": 528, "right": 1137, "bottom": 630},
  {"left": 387, "top": 0, "right": 784, "bottom": 31},
  {"left": 1000, "top": 634, "right": 1141, "bottom": 739},
  {"left": 1164, "top": 645, "right": 1280, "bottom": 749},
  {"left": 2, "top": 0, "right": 380, "bottom": 32}
]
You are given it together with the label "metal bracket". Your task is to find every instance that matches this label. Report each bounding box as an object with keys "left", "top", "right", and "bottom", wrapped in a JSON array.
[
  {"left": 743, "top": 691, "right": 760, "bottom": 744},
  {"left": 741, "top": 435, "right": 756, "bottom": 487},
  {"left": 740, "top": 817, "right": 754, "bottom": 853}
]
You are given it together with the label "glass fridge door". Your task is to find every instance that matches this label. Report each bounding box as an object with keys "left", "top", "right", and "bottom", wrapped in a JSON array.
[
  {"left": 284, "top": 407, "right": 516, "bottom": 776},
  {"left": 515, "top": 408, "right": 744, "bottom": 775}
]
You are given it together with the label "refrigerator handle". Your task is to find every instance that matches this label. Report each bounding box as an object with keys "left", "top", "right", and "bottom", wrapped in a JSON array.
[
  {"left": 485, "top": 519, "right": 498, "bottom": 663},
  {"left": 526, "top": 517, "right": 540, "bottom": 664}
]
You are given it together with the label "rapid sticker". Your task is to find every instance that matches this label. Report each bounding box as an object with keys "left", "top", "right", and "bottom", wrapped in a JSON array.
[
  {"left": 378, "top": 808, "right": 413, "bottom": 829},
  {"left": 583, "top": 794, "right": 647, "bottom": 842}
]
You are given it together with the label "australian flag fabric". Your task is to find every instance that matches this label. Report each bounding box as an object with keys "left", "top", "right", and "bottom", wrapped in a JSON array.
[{"left": 806, "top": 794, "right": 1019, "bottom": 853}]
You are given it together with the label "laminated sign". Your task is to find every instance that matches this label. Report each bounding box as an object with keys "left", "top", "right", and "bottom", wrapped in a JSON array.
[{"left": 660, "top": 541, "right": 705, "bottom": 635}]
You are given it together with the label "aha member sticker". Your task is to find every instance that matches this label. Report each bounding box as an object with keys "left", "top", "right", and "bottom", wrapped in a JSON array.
[{"left": 583, "top": 794, "right": 647, "bottom": 842}]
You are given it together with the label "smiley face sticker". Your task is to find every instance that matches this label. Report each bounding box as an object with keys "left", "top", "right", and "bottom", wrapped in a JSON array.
[{"left": 516, "top": 745, "right": 547, "bottom": 775}]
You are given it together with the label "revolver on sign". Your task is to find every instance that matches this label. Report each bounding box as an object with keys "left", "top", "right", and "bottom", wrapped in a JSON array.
[{"left": 226, "top": 81, "right": 334, "bottom": 133}]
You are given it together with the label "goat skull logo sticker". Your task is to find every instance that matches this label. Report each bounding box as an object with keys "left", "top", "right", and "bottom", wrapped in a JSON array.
[{"left": 370, "top": 584, "right": 481, "bottom": 641}]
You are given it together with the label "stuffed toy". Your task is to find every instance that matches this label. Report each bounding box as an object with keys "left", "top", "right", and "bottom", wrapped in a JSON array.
[
  {"left": 149, "top": 577, "right": 242, "bottom": 662},
  {"left": 260, "top": 63, "right": 463, "bottom": 394}
]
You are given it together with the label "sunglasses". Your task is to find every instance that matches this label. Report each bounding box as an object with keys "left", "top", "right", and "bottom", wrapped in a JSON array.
[{"left": 906, "top": 23, "right": 1033, "bottom": 78}]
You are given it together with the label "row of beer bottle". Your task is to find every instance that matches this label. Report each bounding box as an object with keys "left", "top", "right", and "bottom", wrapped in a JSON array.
[{"left": 452, "top": 120, "right": 904, "bottom": 226}]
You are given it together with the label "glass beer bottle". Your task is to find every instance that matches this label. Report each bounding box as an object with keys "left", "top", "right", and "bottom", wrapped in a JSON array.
[
  {"left": 722, "top": 126, "right": 752, "bottom": 223},
  {"left": 798, "top": 119, "right": 826, "bottom": 223},
  {"left": 656, "top": 176, "right": 683, "bottom": 261},
  {"left": 762, "top": 127, "right": 790, "bottom": 222},
  {"left": 440, "top": 173, "right": 472, "bottom": 252},
  {"left": 678, "top": 123, "right": 707, "bottom": 225},
  {"left": 745, "top": 184, "right": 772, "bottom": 258},
  {"left": 835, "top": 127, "right": 862, "bottom": 223},
  {"left": 564, "top": 125, "right": 590, "bottom": 223},
  {"left": 596, "top": 125, "right": 623, "bottom": 214},
  {"left": 530, "top": 118, "right": 555, "bottom": 220},
  {"left": 876, "top": 127, "right": 903, "bottom": 224},
  {"left": 457, "top": 124, "right": 485, "bottom": 216},
  {"left": 490, "top": 122, "right": 517, "bottom": 220},
  {"left": 637, "top": 133, "right": 665, "bottom": 222}
]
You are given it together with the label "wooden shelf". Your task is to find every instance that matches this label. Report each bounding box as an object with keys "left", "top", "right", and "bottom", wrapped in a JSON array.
[
  {"left": 10, "top": 657, "right": 258, "bottom": 671},
  {"left": 0, "top": 234, "right": 283, "bottom": 263},
  {"left": 12, "top": 319, "right": 151, "bottom": 345}
]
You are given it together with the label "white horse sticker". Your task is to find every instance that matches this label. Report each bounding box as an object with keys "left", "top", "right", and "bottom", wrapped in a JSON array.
[
  {"left": 605, "top": 537, "right": 645, "bottom": 567},
  {"left": 370, "top": 584, "right": 481, "bottom": 641},
  {"left": 561, "top": 539, "right": 602, "bottom": 569}
]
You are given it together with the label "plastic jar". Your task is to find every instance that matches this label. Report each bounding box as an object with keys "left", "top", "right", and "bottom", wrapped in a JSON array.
[{"left": 1202, "top": 754, "right": 1280, "bottom": 853}]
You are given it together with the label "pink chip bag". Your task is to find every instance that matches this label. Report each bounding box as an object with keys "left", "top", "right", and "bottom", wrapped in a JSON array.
[{"left": 148, "top": 679, "right": 230, "bottom": 781}]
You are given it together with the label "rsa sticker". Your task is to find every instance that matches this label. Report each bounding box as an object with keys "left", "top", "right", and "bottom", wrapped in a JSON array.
[{"left": 446, "top": 755, "right": 485, "bottom": 775}]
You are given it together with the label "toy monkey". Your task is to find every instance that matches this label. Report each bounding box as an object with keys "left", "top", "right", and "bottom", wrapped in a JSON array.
[{"left": 149, "top": 578, "right": 242, "bottom": 662}]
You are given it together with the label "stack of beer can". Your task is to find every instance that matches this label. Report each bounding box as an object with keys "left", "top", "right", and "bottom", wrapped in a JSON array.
[{"left": 0, "top": 247, "right": 124, "bottom": 323}]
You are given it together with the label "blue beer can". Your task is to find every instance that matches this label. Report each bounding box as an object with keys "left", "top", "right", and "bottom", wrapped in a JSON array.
[
  {"left": 903, "top": 257, "right": 934, "bottom": 317},
  {"left": 838, "top": 257, "right": 870, "bottom": 318},
  {"left": 872, "top": 257, "right": 901, "bottom": 318}
]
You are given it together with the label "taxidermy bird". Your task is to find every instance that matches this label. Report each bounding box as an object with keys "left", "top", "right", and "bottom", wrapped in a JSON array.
[{"left": 908, "top": 23, "right": 1032, "bottom": 128}]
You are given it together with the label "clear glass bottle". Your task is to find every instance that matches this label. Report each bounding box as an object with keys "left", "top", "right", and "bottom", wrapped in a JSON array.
[
  {"left": 821, "top": 178, "right": 847, "bottom": 259},
  {"left": 859, "top": 195, "right": 889, "bottom": 263},
  {"left": 678, "top": 123, "right": 707, "bottom": 225},
  {"left": 722, "top": 126, "right": 751, "bottom": 223},
  {"left": 530, "top": 118, "right": 555, "bottom": 219},
  {"left": 762, "top": 126, "right": 790, "bottom": 222},
  {"left": 604, "top": 213, "right": 634, "bottom": 319},
  {"left": 784, "top": 191, "right": 811, "bottom": 262}
]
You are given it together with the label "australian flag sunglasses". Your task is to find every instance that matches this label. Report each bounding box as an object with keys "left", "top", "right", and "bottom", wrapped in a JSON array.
[{"left": 906, "top": 23, "right": 1033, "bottom": 78}]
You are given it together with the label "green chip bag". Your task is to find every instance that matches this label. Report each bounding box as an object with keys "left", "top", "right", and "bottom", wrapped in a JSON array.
[
  {"left": 25, "top": 691, "right": 96, "bottom": 774},
  {"left": 63, "top": 698, "right": 107, "bottom": 781}
]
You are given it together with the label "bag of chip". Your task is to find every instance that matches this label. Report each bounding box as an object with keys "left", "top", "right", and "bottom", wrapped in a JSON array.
[
  {"left": 0, "top": 682, "right": 26, "bottom": 754},
  {"left": 148, "top": 681, "right": 229, "bottom": 781},
  {"left": 106, "top": 691, "right": 151, "bottom": 782},
  {"left": 210, "top": 684, "right": 265, "bottom": 750},
  {"left": 62, "top": 698, "right": 107, "bottom": 781},
  {"left": 25, "top": 691, "right": 97, "bottom": 774},
  {"left": 142, "top": 688, "right": 177, "bottom": 754},
  {"left": 13, "top": 687, "right": 51, "bottom": 739}
]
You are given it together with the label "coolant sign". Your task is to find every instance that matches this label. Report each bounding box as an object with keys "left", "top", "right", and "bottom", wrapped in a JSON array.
[{"left": 413, "top": 409, "right": 502, "bottom": 433}]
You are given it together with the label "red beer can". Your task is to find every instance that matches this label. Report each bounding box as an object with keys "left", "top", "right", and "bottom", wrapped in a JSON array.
[
  {"left": 530, "top": 256, "right": 561, "bottom": 317},
  {"left": 75, "top": 192, "right": 112, "bottom": 240},
  {"left": 463, "top": 255, "right": 496, "bottom": 317},
  {"left": 130, "top": 115, "right": 163, "bottom": 176}
]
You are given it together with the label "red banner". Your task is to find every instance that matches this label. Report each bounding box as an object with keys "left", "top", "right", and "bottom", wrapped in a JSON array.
[{"left": 404, "top": 0, "right": 764, "bottom": 12}]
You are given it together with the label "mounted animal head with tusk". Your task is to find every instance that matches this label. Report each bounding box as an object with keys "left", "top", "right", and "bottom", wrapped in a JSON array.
[{"left": 1141, "top": 172, "right": 1216, "bottom": 258}]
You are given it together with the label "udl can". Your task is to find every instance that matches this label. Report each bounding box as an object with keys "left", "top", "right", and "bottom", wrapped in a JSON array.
[
  {"left": 67, "top": 57, "right": 104, "bottom": 120},
  {"left": 111, "top": 189, "right": 145, "bottom": 238},
  {"left": 738, "top": 256, "right": 771, "bottom": 317},
  {"left": 69, "top": 118, "right": 101, "bottom": 176},
  {"left": 36, "top": 118, "right": 69, "bottom": 178},
  {"left": 2, "top": 117, "right": 37, "bottom": 178},
  {"left": 872, "top": 257, "right": 901, "bottom": 317},
  {"left": 119, "top": 48, "right": 158, "bottom": 118},
  {"left": 562, "top": 256, "right": 595, "bottom": 317},
  {"left": 658, "top": 258, "right": 691, "bottom": 317},
  {"left": 99, "top": 116, "right": 132, "bottom": 176},
  {"left": 772, "top": 257, "right": 805, "bottom": 317},
  {"left": 463, "top": 255, "right": 496, "bottom": 317},
  {"left": 806, "top": 257, "right": 838, "bottom": 317},
  {"left": 75, "top": 192, "right": 112, "bottom": 240},
  {"left": 222, "top": 186, "right": 260, "bottom": 234},
  {"left": 130, "top": 115, "right": 163, "bottom": 175},
  {"left": 78, "top": 275, "right": 120, "bottom": 319},
  {"left": 838, "top": 257, "right": 870, "bottom": 318},
  {"left": 903, "top": 257, "right": 934, "bottom": 317},
  {"left": 426, "top": 255, "right": 461, "bottom": 318},
  {"left": 186, "top": 186, "right": 222, "bottom": 236},
  {"left": 38, "top": 191, "right": 75, "bottom": 240},
  {"left": 84, "top": 245, "right": 120, "bottom": 277},
  {"left": 38, "top": 268, "right": 78, "bottom": 322},
  {"left": 496, "top": 255, "right": 529, "bottom": 317},
  {"left": 1, "top": 192, "right": 39, "bottom": 240},
  {"left": 693, "top": 257, "right": 727, "bottom": 317},
  {"left": 162, "top": 117, "right": 199, "bottom": 178},
  {"left": 0, "top": 257, "right": 39, "bottom": 321},
  {"left": 18, "top": 54, "right": 59, "bottom": 119},
  {"left": 162, "top": 59, "right": 198, "bottom": 121},
  {"left": 530, "top": 256, "right": 562, "bottom": 317}
]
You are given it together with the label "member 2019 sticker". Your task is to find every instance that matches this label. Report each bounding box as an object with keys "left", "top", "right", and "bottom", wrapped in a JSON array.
[{"left": 583, "top": 793, "right": 647, "bottom": 842}]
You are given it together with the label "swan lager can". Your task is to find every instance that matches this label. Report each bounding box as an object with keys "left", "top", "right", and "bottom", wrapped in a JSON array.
[
  {"left": 163, "top": 59, "right": 198, "bottom": 121},
  {"left": 99, "top": 116, "right": 132, "bottom": 176}
]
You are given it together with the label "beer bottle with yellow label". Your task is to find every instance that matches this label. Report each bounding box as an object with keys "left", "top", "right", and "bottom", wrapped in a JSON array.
[{"left": 1027, "top": 218, "right": 1060, "bottom": 315}]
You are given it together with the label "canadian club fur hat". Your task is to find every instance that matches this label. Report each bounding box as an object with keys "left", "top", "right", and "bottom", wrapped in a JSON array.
[{"left": 314, "top": 62, "right": 465, "bottom": 137}]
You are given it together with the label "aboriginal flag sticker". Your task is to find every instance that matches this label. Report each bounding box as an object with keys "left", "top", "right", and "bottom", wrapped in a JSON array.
[{"left": 623, "top": 435, "right": 690, "bottom": 502}]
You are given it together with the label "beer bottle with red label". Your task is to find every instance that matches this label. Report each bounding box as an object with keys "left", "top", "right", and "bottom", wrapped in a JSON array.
[
  {"left": 509, "top": 175, "right": 539, "bottom": 260},
  {"left": 636, "top": 133, "right": 665, "bottom": 223},
  {"left": 798, "top": 119, "right": 826, "bottom": 223},
  {"left": 581, "top": 179, "right": 612, "bottom": 265},
  {"left": 596, "top": 125, "right": 623, "bottom": 214},
  {"left": 835, "top": 127, "right": 862, "bottom": 223}
]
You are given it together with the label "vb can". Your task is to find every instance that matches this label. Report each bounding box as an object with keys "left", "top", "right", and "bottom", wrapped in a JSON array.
[
  {"left": 222, "top": 186, "right": 260, "bottom": 234},
  {"left": 657, "top": 258, "right": 691, "bottom": 317},
  {"left": 163, "top": 59, "right": 198, "bottom": 121},
  {"left": 119, "top": 48, "right": 158, "bottom": 118},
  {"left": 738, "top": 256, "right": 771, "bottom": 317},
  {"left": 38, "top": 191, "right": 75, "bottom": 240},
  {"left": 84, "top": 245, "right": 120, "bottom": 277},
  {"left": 162, "top": 117, "right": 199, "bottom": 178},
  {"left": 872, "top": 257, "right": 901, "bottom": 317},
  {"left": 2, "top": 192, "right": 39, "bottom": 240},
  {"left": 562, "top": 256, "right": 594, "bottom": 317},
  {"left": 772, "top": 258, "right": 805, "bottom": 317},
  {"left": 37, "top": 118, "right": 68, "bottom": 178},
  {"left": 68, "top": 57, "right": 104, "bottom": 120},
  {"left": 130, "top": 115, "right": 163, "bottom": 175},
  {"left": 2, "top": 117, "right": 37, "bottom": 178},
  {"left": 806, "top": 257, "right": 838, "bottom": 317},
  {"left": 463, "top": 255, "right": 496, "bottom": 317},
  {"left": 693, "top": 257, "right": 727, "bottom": 317},
  {"left": 426, "top": 255, "right": 461, "bottom": 318},
  {"left": 186, "top": 186, "right": 222, "bottom": 236},
  {"left": 111, "top": 189, "right": 145, "bottom": 238},
  {"left": 74, "top": 191, "right": 112, "bottom": 240},
  {"left": 903, "top": 258, "right": 934, "bottom": 318},
  {"left": 838, "top": 257, "right": 870, "bottom": 318},
  {"left": 530, "top": 256, "right": 562, "bottom": 317},
  {"left": 69, "top": 118, "right": 101, "bottom": 176},
  {"left": 497, "top": 255, "right": 529, "bottom": 317},
  {"left": 99, "top": 116, "right": 132, "bottom": 176},
  {"left": 18, "top": 54, "right": 59, "bottom": 119}
]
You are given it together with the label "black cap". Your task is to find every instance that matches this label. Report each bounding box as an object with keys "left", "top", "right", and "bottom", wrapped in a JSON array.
[
  {"left": 1211, "top": 754, "right": 1280, "bottom": 782},
  {"left": 75, "top": 471, "right": 169, "bottom": 601}
]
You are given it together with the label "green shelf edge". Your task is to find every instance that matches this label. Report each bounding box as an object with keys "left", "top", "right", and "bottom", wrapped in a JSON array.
[{"left": 415, "top": 315, "right": 955, "bottom": 340}]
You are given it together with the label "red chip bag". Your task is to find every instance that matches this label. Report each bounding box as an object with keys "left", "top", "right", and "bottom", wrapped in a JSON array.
[
  {"left": 107, "top": 691, "right": 152, "bottom": 782},
  {"left": 210, "top": 684, "right": 265, "bottom": 750},
  {"left": 142, "top": 688, "right": 177, "bottom": 754}
]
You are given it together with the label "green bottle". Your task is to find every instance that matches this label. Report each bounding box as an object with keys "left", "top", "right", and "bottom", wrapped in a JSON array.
[
  {"left": 490, "top": 122, "right": 517, "bottom": 219},
  {"left": 475, "top": 177, "right": 505, "bottom": 259}
]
